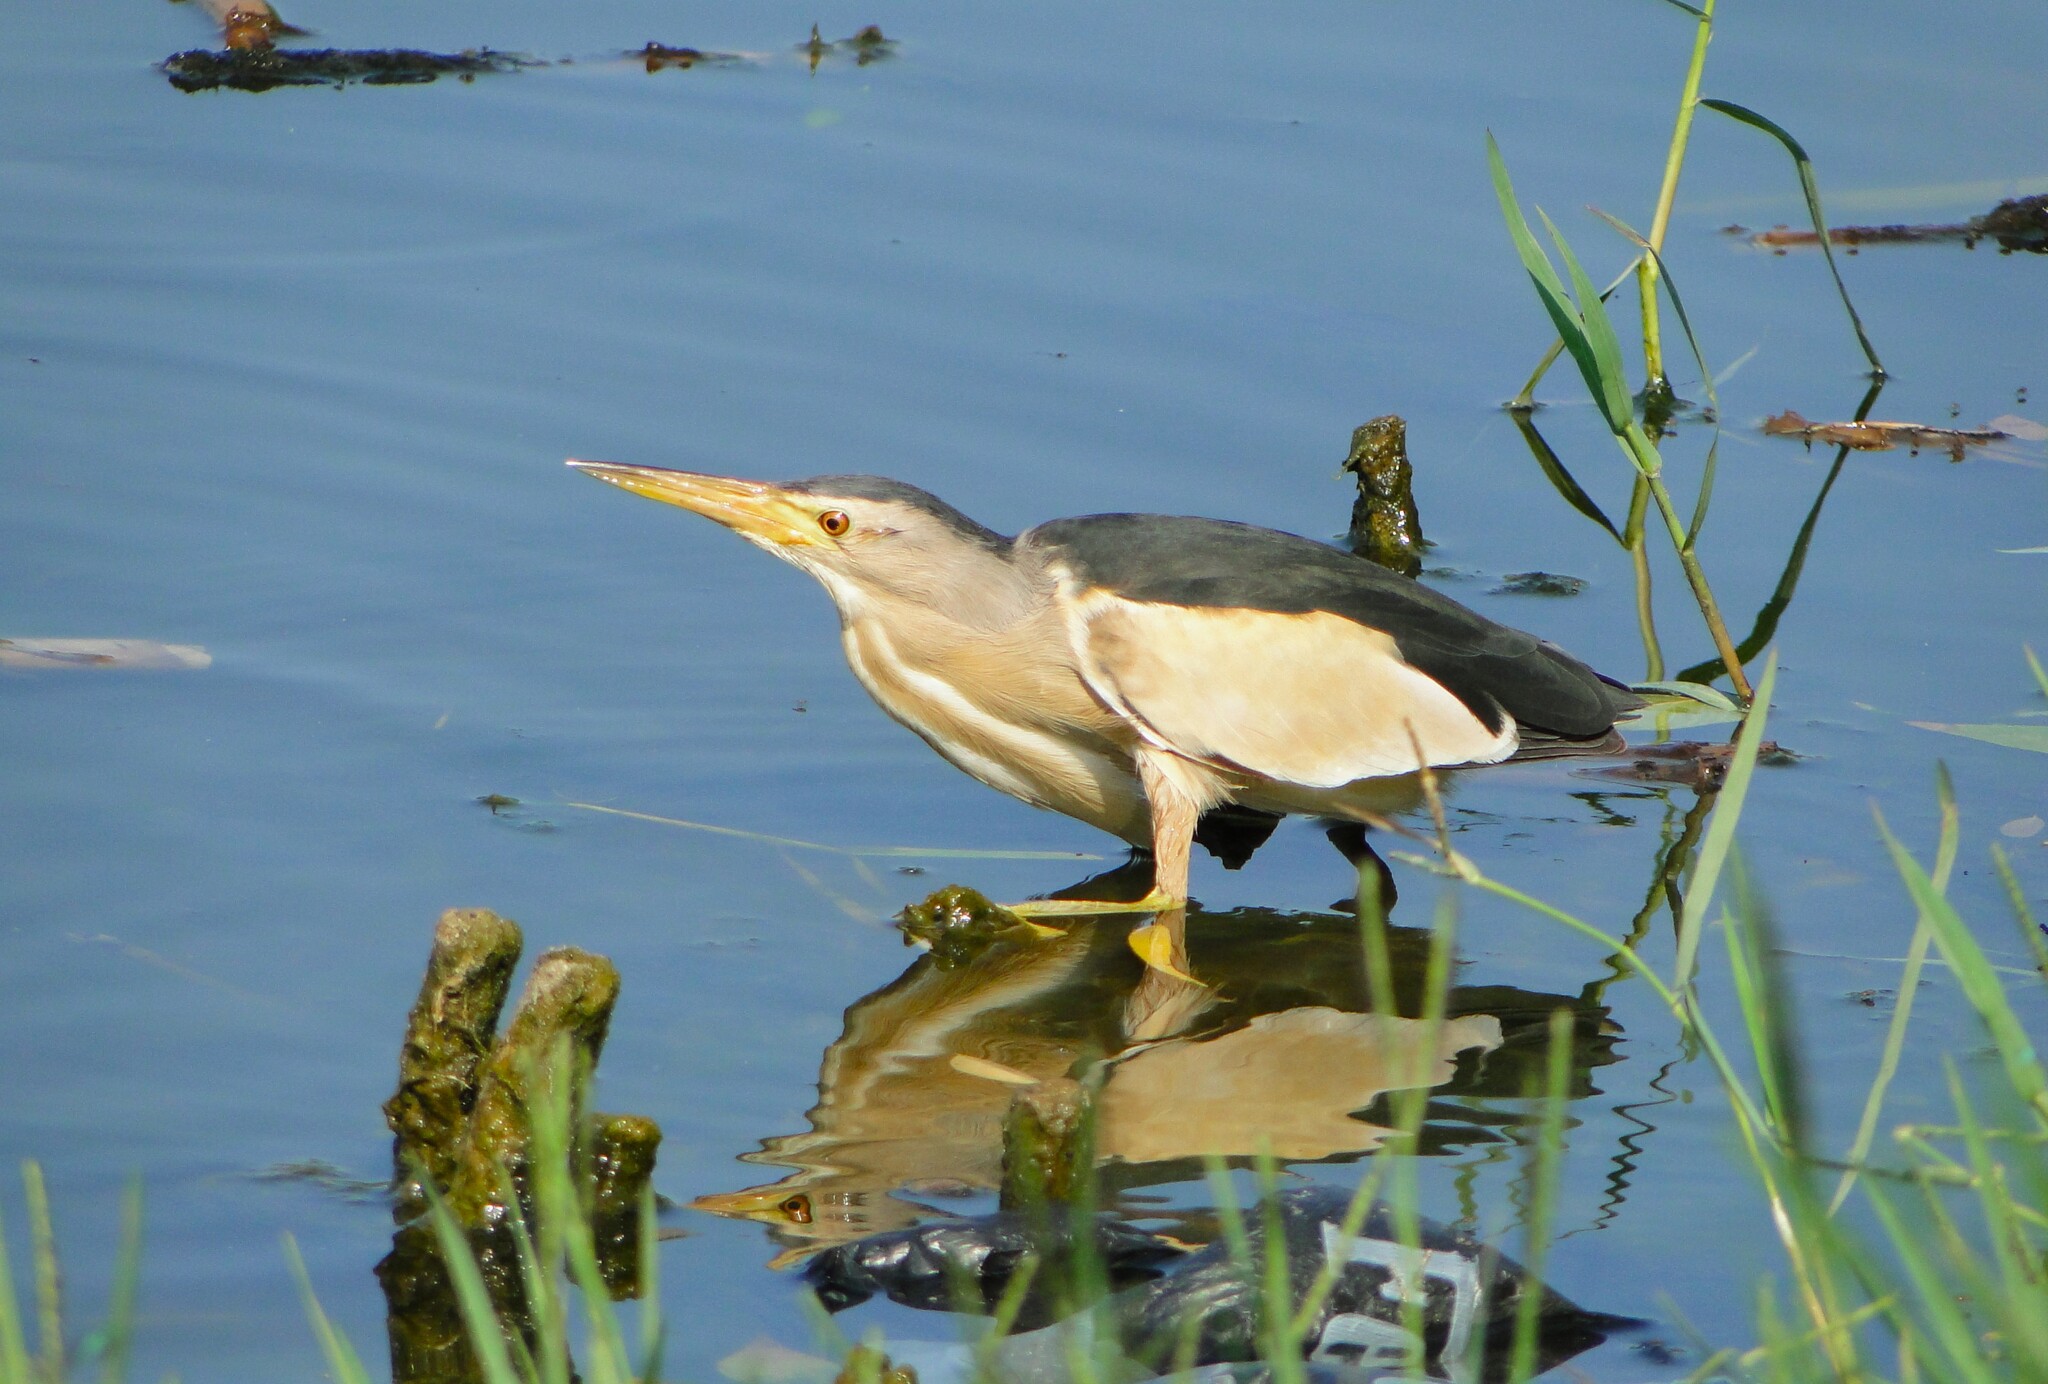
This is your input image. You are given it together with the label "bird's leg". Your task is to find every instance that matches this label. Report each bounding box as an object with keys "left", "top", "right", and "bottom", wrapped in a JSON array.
[
  {"left": 1137, "top": 748, "right": 1197, "bottom": 908},
  {"left": 1004, "top": 749, "right": 1196, "bottom": 918}
]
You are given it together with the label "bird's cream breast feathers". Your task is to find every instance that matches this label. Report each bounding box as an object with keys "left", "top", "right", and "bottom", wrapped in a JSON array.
[
  {"left": 1058, "top": 582, "right": 1518, "bottom": 787},
  {"left": 835, "top": 602, "right": 1147, "bottom": 840}
]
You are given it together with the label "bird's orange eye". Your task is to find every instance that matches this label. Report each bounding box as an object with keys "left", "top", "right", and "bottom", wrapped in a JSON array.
[
  {"left": 779, "top": 1194, "right": 814, "bottom": 1224},
  {"left": 818, "top": 510, "right": 851, "bottom": 537}
]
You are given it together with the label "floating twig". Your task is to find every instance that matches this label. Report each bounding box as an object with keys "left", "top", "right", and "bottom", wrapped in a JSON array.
[{"left": 1763, "top": 410, "right": 2009, "bottom": 462}]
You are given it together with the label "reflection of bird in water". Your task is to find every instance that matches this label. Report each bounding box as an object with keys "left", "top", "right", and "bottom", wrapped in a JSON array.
[
  {"left": 570, "top": 464, "right": 1639, "bottom": 910},
  {"left": 692, "top": 910, "right": 1611, "bottom": 1263},
  {"left": 1098, "top": 1007, "right": 1501, "bottom": 1164}
]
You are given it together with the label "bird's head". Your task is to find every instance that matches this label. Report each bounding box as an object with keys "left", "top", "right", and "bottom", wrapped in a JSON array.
[{"left": 568, "top": 461, "right": 1019, "bottom": 616}]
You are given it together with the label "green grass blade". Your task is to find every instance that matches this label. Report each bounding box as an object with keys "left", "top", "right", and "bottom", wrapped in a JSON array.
[
  {"left": 283, "top": 1234, "right": 376, "bottom": 1384},
  {"left": 0, "top": 1180, "right": 32, "bottom": 1384},
  {"left": 421, "top": 1182, "right": 528, "bottom": 1384},
  {"left": 1722, "top": 863, "right": 1807, "bottom": 1146},
  {"left": 1251, "top": 1148, "right": 1306, "bottom": 1384},
  {"left": 1632, "top": 679, "right": 1739, "bottom": 712},
  {"left": 1507, "top": 1009, "right": 1574, "bottom": 1383},
  {"left": 1539, "top": 207, "right": 1635, "bottom": 432},
  {"left": 1489, "top": 136, "right": 1617, "bottom": 428},
  {"left": 100, "top": 1177, "right": 142, "bottom": 1384},
  {"left": 634, "top": 1188, "right": 663, "bottom": 1384},
  {"left": 523, "top": 1062, "right": 632, "bottom": 1384},
  {"left": 1875, "top": 808, "right": 2048, "bottom": 1121},
  {"left": 1910, "top": 722, "right": 2048, "bottom": 754},
  {"left": 1487, "top": 135, "right": 1574, "bottom": 314},
  {"left": 1861, "top": 1183, "right": 1997, "bottom": 1384},
  {"left": 1674, "top": 651, "right": 1778, "bottom": 990},
  {"left": 1993, "top": 844, "right": 2047, "bottom": 979},
  {"left": 1829, "top": 769, "right": 1957, "bottom": 1213},
  {"left": 1941, "top": 1065, "right": 2043, "bottom": 1360},
  {"left": 1685, "top": 434, "right": 1720, "bottom": 552},
  {"left": 23, "top": 1163, "right": 63, "bottom": 1383},
  {"left": 1699, "top": 99, "right": 1885, "bottom": 378},
  {"left": 1508, "top": 257, "right": 1642, "bottom": 408},
  {"left": 491, "top": 1166, "right": 555, "bottom": 1384},
  {"left": 1589, "top": 207, "right": 1720, "bottom": 416}
]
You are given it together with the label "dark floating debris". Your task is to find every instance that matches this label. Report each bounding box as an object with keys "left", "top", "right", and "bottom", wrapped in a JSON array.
[
  {"left": 633, "top": 41, "right": 745, "bottom": 73},
  {"left": 1763, "top": 409, "right": 2011, "bottom": 461},
  {"left": 1492, "top": 571, "right": 1586, "bottom": 597},
  {"left": 163, "top": 8, "right": 896, "bottom": 90},
  {"left": 1593, "top": 738, "right": 1796, "bottom": 791},
  {"left": 1727, "top": 193, "right": 2048, "bottom": 256},
  {"left": 1341, "top": 415, "right": 1425, "bottom": 578},
  {"left": 801, "top": 23, "right": 897, "bottom": 71},
  {"left": 163, "top": 46, "right": 531, "bottom": 92}
]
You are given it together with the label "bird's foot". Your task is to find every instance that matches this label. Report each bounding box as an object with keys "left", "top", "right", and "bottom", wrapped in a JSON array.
[{"left": 1003, "top": 889, "right": 1184, "bottom": 918}]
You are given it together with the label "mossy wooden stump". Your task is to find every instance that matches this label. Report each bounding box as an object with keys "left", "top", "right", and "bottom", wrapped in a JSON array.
[
  {"left": 999, "top": 1075, "right": 1095, "bottom": 1213},
  {"left": 1342, "top": 415, "right": 1425, "bottom": 578},
  {"left": 376, "top": 907, "right": 662, "bottom": 1384}
]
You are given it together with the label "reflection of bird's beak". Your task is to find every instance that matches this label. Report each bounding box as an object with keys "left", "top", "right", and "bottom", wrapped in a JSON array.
[{"left": 567, "top": 460, "right": 818, "bottom": 548}]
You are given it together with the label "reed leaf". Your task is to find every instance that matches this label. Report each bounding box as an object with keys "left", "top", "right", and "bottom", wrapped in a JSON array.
[
  {"left": 1699, "top": 99, "right": 1885, "bottom": 377},
  {"left": 1674, "top": 652, "right": 1778, "bottom": 990}
]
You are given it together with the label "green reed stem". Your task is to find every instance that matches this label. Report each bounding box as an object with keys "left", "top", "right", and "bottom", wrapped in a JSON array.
[
  {"left": 1626, "top": 479, "right": 1664, "bottom": 683},
  {"left": 1636, "top": 0, "right": 1716, "bottom": 389},
  {"left": 1617, "top": 419, "right": 1753, "bottom": 700},
  {"left": 1507, "top": 1009, "right": 1575, "bottom": 1383}
]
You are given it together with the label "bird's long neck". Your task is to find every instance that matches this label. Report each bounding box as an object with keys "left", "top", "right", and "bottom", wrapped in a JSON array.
[{"left": 828, "top": 537, "right": 1042, "bottom": 637}]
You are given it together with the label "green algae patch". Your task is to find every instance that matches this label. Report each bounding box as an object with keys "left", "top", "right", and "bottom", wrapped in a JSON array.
[
  {"left": 1341, "top": 415, "right": 1426, "bottom": 579},
  {"left": 898, "top": 885, "right": 1040, "bottom": 968},
  {"left": 374, "top": 909, "right": 661, "bottom": 1382}
]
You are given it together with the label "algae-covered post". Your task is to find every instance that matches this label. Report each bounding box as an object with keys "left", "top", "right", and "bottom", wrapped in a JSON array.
[
  {"left": 446, "top": 945, "right": 621, "bottom": 1221},
  {"left": 385, "top": 907, "right": 524, "bottom": 1211},
  {"left": 375, "top": 910, "right": 663, "bottom": 1383},
  {"left": 1341, "top": 416, "right": 1425, "bottom": 578},
  {"left": 999, "top": 1075, "right": 1095, "bottom": 1213}
]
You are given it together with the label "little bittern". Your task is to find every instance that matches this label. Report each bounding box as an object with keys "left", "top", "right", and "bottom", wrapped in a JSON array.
[{"left": 570, "top": 463, "right": 1637, "bottom": 910}]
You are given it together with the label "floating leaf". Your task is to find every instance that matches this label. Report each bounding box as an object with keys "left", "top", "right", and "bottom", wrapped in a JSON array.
[
  {"left": 1701, "top": 98, "right": 1886, "bottom": 378},
  {"left": 1631, "top": 678, "right": 1741, "bottom": 712},
  {"left": 0, "top": 638, "right": 212, "bottom": 670},
  {"left": 1909, "top": 722, "right": 2048, "bottom": 754}
]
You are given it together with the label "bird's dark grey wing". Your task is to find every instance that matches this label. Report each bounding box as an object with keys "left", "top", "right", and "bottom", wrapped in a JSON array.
[{"left": 1024, "top": 513, "right": 1636, "bottom": 740}]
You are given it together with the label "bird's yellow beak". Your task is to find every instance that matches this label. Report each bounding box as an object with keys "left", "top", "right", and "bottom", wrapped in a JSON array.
[{"left": 567, "top": 460, "right": 820, "bottom": 548}]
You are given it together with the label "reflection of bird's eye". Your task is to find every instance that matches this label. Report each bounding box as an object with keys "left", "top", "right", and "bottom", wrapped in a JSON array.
[
  {"left": 818, "top": 510, "right": 851, "bottom": 537},
  {"left": 779, "top": 1194, "right": 814, "bottom": 1224}
]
